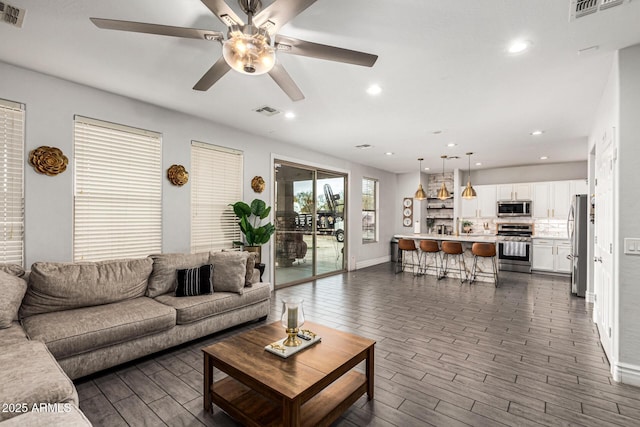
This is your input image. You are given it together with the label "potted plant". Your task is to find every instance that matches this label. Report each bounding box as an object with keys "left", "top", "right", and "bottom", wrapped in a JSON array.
[
  {"left": 462, "top": 220, "right": 473, "bottom": 234},
  {"left": 230, "top": 199, "right": 276, "bottom": 264}
]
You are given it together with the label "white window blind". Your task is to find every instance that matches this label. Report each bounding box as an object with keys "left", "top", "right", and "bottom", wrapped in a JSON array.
[
  {"left": 362, "top": 177, "right": 378, "bottom": 243},
  {"left": 74, "top": 116, "right": 162, "bottom": 261},
  {"left": 191, "top": 141, "right": 242, "bottom": 253},
  {"left": 0, "top": 99, "right": 24, "bottom": 265}
]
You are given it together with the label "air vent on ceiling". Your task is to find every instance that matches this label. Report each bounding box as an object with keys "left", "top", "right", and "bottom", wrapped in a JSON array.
[
  {"left": 0, "top": 1, "right": 26, "bottom": 28},
  {"left": 570, "top": 0, "right": 627, "bottom": 21},
  {"left": 254, "top": 105, "right": 280, "bottom": 117}
]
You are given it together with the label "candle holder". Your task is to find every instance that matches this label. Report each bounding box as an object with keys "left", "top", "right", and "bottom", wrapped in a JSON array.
[{"left": 281, "top": 297, "right": 305, "bottom": 347}]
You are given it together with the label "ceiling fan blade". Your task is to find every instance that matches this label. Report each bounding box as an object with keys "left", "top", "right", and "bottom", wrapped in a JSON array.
[
  {"left": 275, "top": 35, "right": 378, "bottom": 67},
  {"left": 200, "top": 0, "right": 244, "bottom": 26},
  {"left": 268, "top": 64, "right": 305, "bottom": 102},
  {"left": 254, "top": 0, "right": 317, "bottom": 34},
  {"left": 193, "top": 57, "right": 232, "bottom": 91},
  {"left": 90, "top": 18, "right": 223, "bottom": 41}
]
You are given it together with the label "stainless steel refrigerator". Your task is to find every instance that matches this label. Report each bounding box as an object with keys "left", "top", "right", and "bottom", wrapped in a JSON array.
[{"left": 568, "top": 194, "right": 588, "bottom": 297}]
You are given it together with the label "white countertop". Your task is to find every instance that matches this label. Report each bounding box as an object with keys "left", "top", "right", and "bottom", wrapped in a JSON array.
[
  {"left": 395, "top": 233, "right": 497, "bottom": 243},
  {"left": 532, "top": 236, "right": 569, "bottom": 240}
]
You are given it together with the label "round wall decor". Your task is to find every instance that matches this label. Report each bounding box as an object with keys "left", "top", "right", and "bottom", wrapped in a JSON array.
[
  {"left": 251, "top": 176, "right": 265, "bottom": 193},
  {"left": 29, "top": 146, "right": 68, "bottom": 176},
  {"left": 167, "top": 164, "right": 189, "bottom": 186}
]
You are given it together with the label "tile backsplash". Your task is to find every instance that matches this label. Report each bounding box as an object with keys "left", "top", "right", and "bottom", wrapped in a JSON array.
[{"left": 457, "top": 217, "right": 568, "bottom": 238}]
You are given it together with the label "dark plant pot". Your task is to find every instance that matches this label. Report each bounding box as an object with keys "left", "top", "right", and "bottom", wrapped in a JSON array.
[{"left": 244, "top": 246, "right": 261, "bottom": 264}]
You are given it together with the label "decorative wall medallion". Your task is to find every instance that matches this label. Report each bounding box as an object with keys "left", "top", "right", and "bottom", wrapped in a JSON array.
[
  {"left": 251, "top": 176, "right": 265, "bottom": 193},
  {"left": 167, "top": 164, "right": 189, "bottom": 186},
  {"left": 29, "top": 146, "right": 68, "bottom": 176}
]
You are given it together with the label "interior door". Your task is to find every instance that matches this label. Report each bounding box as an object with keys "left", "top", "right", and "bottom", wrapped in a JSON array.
[{"left": 594, "top": 129, "right": 615, "bottom": 361}]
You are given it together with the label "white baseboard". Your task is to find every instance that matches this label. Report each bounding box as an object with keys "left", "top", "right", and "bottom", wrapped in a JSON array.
[
  {"left": 612, "top": 362, "right": 640, "bottom": 387},
  {"left": 354, "top": 256, "right": 391, "bottom": 270},
  {"left": 585, "top": 291, "right": 595, "bottom": 303}
]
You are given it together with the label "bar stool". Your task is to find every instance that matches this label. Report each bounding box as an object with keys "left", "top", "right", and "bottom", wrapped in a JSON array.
[
  {"left": 470, "top": 242, "right": 499, "bottom": 287},
  {"left": 440, "top": 241, "right": 467, "bottom": 283},
  {"left": 419, "top": 240, "right": 442, "bottom": 278},
  {"left": 396, "top": 239, "right": 420, "bottom": 275}
]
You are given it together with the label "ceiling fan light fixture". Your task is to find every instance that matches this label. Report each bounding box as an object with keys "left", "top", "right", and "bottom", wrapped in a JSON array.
[{"left": 222, "top": 25, "right": 275, "bottom": 75}]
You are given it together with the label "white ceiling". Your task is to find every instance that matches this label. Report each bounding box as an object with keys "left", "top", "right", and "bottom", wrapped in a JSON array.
[{"left": 1, "top": 0, "right": 639, "bottom": 174}]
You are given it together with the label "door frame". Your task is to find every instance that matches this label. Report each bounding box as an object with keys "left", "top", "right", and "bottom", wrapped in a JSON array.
[{"left": 270, "top": 153, "right": 350, "bottom": 288}]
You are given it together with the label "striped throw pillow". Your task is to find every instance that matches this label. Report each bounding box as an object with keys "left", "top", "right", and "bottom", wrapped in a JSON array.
[{"left": 175, "top": 264, "right": 213, "bottom": 297}]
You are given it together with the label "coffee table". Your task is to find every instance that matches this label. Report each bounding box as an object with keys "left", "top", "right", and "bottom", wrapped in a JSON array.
[{"left": 202, "top": 321, "right": 375, "bottom": 426}]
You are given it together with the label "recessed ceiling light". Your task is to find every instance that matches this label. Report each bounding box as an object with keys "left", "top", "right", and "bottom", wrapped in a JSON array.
[
  {"left": 447, "top": 143, "right": 457, "bottom": 147},
  {"left": 284, "top": 111, "right": 296, "bottom": 119},
  {"left": 508, "top": 40, "right": 530, "bottom": 54},
  {"left": 531, "top": 130, "right": 544, "bottom": 136},
  {"left": 424, "top": 167, "right": 430, "bottom": 171},
  {"left": 475, "top": 162, "right": 482, "bottom": 166},
  {"left": 385, "top": 152, "right": 394, "bottom": 156},
  {"left": 367, "top": 84, "right": 382, "bottom": 95},
  {"left": 540, "top": 156, "right": 548, "bottom": 160}
]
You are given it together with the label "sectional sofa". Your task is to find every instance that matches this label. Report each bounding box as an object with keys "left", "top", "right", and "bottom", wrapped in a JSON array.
[{"left": 0, "top": 251, "right": 271, "bottom": 425}]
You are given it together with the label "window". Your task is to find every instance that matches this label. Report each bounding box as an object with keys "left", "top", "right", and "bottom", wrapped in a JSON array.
[
  {"left": 74, "top": 116, "right": 162, "bottom": 261},
  {"left": 362, "top": 177, "right": 378, "bottom": 242},
  {"left": 191, "top": 141, "right": 242, "bottom": 253},
  {"left": 0, "top": 99, "right": 24, "bottom": 265}
]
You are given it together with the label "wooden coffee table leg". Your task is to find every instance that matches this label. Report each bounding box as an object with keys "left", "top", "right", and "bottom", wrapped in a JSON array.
[
  {"left": 366, "top": 345, "right": 375, "bottom": 400},
  {"left": 203, "top": 354, "right": 212, "bottom": 411},
  {"left": 283, "top": 399, "right": 301, "bottom": 426}
]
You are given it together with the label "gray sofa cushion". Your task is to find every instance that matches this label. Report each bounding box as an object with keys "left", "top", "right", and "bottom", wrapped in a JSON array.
[
  {"left": 245, "top": 252, "right": 257, "bottom": 286},
  {"left": 154, "top": 281, "right": 271, "bottom": 324},
  {"left": 0, "top": 271, "right": 27, "bottom": 328},
  {"left": 0, "top": 341, "right": 78, "bottom": 422},
  {"left": 210, "top": 251, "right": 249, "bottom": 294},
  {"left": 0, "top": 404, "right": 91, "bottom": 426},
  {"left": 0, "top": 321, "right": 28, "bottom": 345},
  {"left": 20, "top": 258, "right": 153, "bottom": 318},
  {"left": 0, "top": 263, "right": 25, "bottom": 277},
  {"left": 147, "top": 252, "right": 209, "bottom": 297},
  {"left": 22, "top": 297, "right": 176, "bottom": 359}
]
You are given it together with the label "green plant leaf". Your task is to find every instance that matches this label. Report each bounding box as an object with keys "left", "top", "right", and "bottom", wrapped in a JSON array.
[{"left": 250, "top": 199, "right": 266, "bottom": 216}]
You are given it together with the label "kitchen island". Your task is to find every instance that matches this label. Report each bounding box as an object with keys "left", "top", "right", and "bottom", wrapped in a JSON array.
[{"left": 394, "top": 233, "right": 498, "bottom": 283}]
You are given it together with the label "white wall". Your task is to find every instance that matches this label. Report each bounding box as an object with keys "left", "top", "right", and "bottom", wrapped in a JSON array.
[
  {"left": 472, "top": 161, "right": 587, "bottom": 185},
  {"left": 616, "top": 44, "right": 640, "bottom": 377},
  {"left": 0, "top": 61, "right": 396, "bottom": 275}
]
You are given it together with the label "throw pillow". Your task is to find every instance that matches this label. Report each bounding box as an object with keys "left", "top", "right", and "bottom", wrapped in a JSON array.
[
  {"left": 147, "top": 252, "right": 210, "bottom": 297},
  {"left": 0, "top": 271, "right": 28, "bottom": 328},
  {"left": 245, "top": 252, "right": 257, "bottom": 287},
  {"left": 175, "top": 264, "right": 213, "bottom": 297},
  {"left": 210, "top": 251, "right": 248, "bottom": 294},
  {"left": 0, "top": 263, "right": 25, "bottom": 278}
]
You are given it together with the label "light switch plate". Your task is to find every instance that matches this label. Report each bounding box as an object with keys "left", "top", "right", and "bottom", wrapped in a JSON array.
[{"left": 623, "top": 238, "right": 640, "bottom": 255}]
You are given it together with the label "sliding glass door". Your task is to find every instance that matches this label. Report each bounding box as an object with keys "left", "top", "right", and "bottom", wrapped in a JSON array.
[{"left": 274, "top": 161, "right": 346, "bottom": 288}]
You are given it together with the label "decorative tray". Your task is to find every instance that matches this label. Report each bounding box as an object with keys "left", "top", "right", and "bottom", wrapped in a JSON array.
[{"left": 264, "top": 330, "right": 321, "bottom": 358}]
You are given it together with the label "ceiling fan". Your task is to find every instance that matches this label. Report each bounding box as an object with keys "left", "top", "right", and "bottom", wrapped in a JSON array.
[{"left": 90, "top": 0, "right": 378, "bottom": 101}]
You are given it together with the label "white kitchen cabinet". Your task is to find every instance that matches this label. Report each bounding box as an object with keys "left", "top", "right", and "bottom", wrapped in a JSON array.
[
  {"left": 532, "top": 238, "right": 571, "bottom": 273},
  {"left": 532, "top": 239, "right": 554, "bottom": 271},
  {"left": 571, "top": 179, "right": 589, "bottom": 196},
  {"left": 497, "top": 183, "right": 531, "bottom": 201},
  {"left": 460, "top": 185, "right": 496, "bottom": 218},
  {"left": 532, "top": 181, "right": 571, "bottom": 219}
]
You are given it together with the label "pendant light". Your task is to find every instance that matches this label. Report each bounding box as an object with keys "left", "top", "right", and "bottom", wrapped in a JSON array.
[
  {"left": 414, "top": 158, "right": 427, "bottom": 200},
  {"left": 462, "top": 152, "right": 477, "bottom": 199},
  {"left": 437, "top": 155, "right": 451, "bottom": 200}
]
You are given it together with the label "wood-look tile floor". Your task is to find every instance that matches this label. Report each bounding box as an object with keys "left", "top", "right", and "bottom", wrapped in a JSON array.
[{"left": 76, "top": 264, "right": 640, "bottom": 426}]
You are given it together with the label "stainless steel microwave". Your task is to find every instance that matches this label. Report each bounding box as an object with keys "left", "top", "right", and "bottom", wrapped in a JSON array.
[{"left": 496, "top": 200, "right": 532, "bottom": 217}]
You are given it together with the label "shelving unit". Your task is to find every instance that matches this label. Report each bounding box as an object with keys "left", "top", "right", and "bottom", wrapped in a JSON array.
[{"left": 426, "top": 172, "right": 455, "bottom": 232}]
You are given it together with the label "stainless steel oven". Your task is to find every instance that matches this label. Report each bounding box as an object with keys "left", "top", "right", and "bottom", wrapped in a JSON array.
[{"left": 496, "top": 223, "right": 532, "bottom": 273}]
